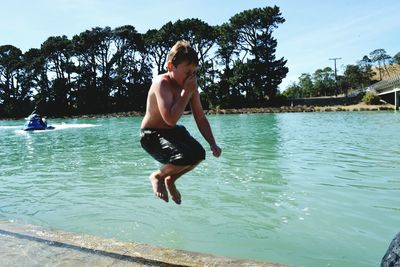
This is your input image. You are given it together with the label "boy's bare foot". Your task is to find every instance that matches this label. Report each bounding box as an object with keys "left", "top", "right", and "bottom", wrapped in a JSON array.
[
  {"left": 165, "top": 178, "right": 181, "bottom": 205},
  {"left": 149, "top": 174, "right": 168, "bottom": 202}
]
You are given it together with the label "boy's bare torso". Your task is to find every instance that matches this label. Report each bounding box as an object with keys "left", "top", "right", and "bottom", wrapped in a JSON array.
[{"left": 141, "top": 73, "right": 182, "bottom": 129}]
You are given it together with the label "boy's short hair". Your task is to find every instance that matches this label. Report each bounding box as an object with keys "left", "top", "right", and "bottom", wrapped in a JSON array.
[{"left": 167, "top": 40, "right": 199, "bottom": 67}]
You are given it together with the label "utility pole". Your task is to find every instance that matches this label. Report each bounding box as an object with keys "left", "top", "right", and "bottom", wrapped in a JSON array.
[{"left": 329, "top": 57, "right": 341, "bottom": 96}]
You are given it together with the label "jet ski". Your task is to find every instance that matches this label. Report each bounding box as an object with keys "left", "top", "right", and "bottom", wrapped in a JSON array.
[{"left": 23, "top": 112, "right": 55, "bottom": 131}]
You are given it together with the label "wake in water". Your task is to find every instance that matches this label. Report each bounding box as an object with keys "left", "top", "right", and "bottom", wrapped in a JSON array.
[
  {"left": 49, "top": 123, "right": 99, "bottom": 130},
  {"left": 0, "top": 126, "right": 21, "bottom": 129},
  {"left": 10, "top": 123, "right": 99, "bottom": 134}
]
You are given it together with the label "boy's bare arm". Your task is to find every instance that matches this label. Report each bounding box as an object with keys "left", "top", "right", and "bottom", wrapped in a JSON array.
[
  {"left": 155, "top": 77, "right": 196, "bottom": 127},
  {"left": 190, "top": 91, "right": 222, "bottom": 157}
]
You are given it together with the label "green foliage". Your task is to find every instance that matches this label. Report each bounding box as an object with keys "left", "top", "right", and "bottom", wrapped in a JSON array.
[
  {"left": 282, "top": 82, "right": 300, "bottom": 99},
  {"left": 313, "top": 67, "right": 336, "bottom": 96},
  {"left": 229, "top": 6, "right": 288, "bottom": 105},
  {"left": 285, "top": 48, "right": 393, "bottom": 99},
  {"left": 0, "top": 5, "right": 289, "bottom": 118},
  {"left": 362, "top": 91, "right": 381, "bottom": 105}
]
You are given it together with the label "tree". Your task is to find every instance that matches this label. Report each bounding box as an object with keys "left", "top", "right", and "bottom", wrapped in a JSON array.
[
  {"left": 298, "top": 73, "right": 314, "bottom": 97},
  {"left": 370, "top": 49, "right": 392, "bottom": 80},
  {"left": 144, "top": 23, "right": 176, "bottom": 74},
  {"left": 229, "top": 5, "right": 288, "bottom": 105},
  {"left": 0, "top": 45, "right": 30, "bottom": 116},
  {"left": 72, "top": 27, "right": 114, "bottom": 113},
  {"left": 215, "top": 23, "right": 239, "bottom": 71},
  {"left": 171, "top": 19, "right": 216, "bottom": 66},
  {"left": 41, "top": 35, "right": 75, "bottom": 114},
  {"left": 228, "top": 61, "right": 249, "bottom": 107},
  {"left": 0, "top": 5, "right": 292, "bottom": 117},
  {"left": 22, "top": 48, "right": 50, "bottom": 112},
  {"left": 357, "top": 55, "right": 375, "bottom": 85},
  {"left": 282, "top": 82, "right": 301, "bottom": 99},
  {"left": 41, "top": 36, "right": 74, "bottom": 81},
  {"left": 342, "top": 64, "right": 366, "bottom": 95},
  {"left": 112, "top": 25, "right": 152, "bottom": 111},
  {"left": 312, "top": 67, "right": 335, "bottom": 96},
  {"left": 211, "top": 23, "right": 239, "bottom": 108}
]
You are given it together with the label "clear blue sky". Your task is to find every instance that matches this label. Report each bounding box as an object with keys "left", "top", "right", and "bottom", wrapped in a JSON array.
[{"left": 1, "top": 0, "right": 399, "bottom": 90}]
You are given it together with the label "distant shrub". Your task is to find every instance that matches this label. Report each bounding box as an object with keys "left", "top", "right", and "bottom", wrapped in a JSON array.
[{"left": 362, "top": 91, "right": 381, "bottom": 105}]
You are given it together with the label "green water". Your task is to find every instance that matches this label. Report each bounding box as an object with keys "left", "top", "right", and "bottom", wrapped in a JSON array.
[{"left": 0, "top": 112, "right": 399, "bottom": 266}]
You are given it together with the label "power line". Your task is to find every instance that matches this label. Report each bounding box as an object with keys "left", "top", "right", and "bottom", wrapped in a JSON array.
[
  {"left": 329, "top": 57, "right": 342, "bottom": 95},
  {"left": 329, "top": 57, "right": 341, "bottom": 79}
]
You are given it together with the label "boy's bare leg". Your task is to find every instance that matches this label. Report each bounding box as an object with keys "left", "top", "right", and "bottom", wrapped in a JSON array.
[
  {"left": 164, "top": 168, "right": 190, "bottom": 205},
  {"left": 149, "top": 171, "right": 169, "bottom": 202},
  {"left": 164, "top": 176, "right": 181, "bottom": 204},
  {"left": 165, "top": 162, "right": 200, "bottom": 205},
  {"left": 149, "top": 164, "right": 192, "bottom": 203}
]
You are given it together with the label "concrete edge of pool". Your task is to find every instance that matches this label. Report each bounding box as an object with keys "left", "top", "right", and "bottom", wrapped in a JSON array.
[{"left": 0, "top": 220, "right": 291, "bottom": 267}]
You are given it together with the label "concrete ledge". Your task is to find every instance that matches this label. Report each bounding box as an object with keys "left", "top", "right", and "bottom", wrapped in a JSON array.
[{"left": 0, "top": 221, "right": 289, "bottom": 267}]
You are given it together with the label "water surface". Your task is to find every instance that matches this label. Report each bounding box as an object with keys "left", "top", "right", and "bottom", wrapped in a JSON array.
[{"left": 0, "top": 112, "right": 399, "bottom": 266}]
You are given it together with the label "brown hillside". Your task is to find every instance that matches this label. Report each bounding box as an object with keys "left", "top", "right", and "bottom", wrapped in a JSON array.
[{"left": 371, "top": 64, "right": 400, "bottom": 81}]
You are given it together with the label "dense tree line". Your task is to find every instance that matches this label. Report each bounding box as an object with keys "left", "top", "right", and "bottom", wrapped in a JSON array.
[
  {"left": 283, "top": 49, "right": 400, "bottom": 99},
  {"left": 0, "top": 5, "right": 288, "bottom": 118}
]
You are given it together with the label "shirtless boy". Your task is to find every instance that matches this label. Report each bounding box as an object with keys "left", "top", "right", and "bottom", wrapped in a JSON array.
[{"left": 140, "top": 40, "right": 222, "bottom": 204}]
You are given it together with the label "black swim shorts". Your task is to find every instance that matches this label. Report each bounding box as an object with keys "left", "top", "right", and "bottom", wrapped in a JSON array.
[{"left": 140, "top": 125, "right": 205, "bottom": 165}]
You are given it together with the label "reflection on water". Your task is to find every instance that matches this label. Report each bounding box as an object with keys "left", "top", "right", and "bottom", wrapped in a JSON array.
[{"left": 0, "top": 113, "right": 399, "bottom": 267}]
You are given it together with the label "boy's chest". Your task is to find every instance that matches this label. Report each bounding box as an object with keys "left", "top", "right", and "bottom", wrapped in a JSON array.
[{"left": 171, "top": 88, "right": 183, "bottom": 102}]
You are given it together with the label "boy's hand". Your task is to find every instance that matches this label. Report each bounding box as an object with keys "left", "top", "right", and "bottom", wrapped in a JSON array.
[
  {"left": 210, "top": 144, "right": 222, "bottom": 158},
  {"left": 183, "top": 74, "right": 198, "bottom": 94}
]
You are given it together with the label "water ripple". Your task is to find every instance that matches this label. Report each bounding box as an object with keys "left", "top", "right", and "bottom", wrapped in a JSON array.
[{"left": 1, "top": 113, "right": 399, "bottom": 267}]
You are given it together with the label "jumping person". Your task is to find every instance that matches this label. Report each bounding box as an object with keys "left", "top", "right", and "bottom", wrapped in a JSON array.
[{"left": 140, "top": 40, "right": 222, "bottom": 204}]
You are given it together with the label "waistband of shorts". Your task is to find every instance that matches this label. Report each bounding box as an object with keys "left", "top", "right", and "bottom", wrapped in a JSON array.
[{"left": 140, "top": 125, "right": 185, "bottom": 135}]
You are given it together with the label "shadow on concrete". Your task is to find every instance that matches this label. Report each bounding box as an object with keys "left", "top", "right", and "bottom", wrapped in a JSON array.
[{"left": 0, "top": 229, "right": 187, "bottom": 267}]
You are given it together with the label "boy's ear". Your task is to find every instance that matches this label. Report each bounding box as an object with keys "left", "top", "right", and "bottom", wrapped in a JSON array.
[{"left": 167, "top": 61, "right": 173, "bottom": 71}]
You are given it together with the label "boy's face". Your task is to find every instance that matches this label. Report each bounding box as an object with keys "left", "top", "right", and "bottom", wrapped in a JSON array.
[{"left": 169, "top": 60, "right": 197, "bottom": 88}]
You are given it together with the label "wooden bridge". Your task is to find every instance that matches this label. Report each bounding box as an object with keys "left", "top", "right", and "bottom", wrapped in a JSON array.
[{"left": 368, "top": 74, "right": 400, "bottom": 110}]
